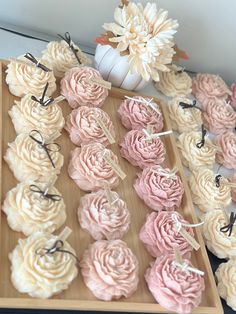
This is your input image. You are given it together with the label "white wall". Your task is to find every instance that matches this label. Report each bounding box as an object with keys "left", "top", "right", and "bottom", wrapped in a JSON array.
[{"left": 0, "top": 0, "right": 235, "bottom": 83}]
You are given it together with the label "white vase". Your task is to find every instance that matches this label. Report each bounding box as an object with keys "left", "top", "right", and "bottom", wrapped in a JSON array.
[{"left": 94, "top": 44, "right": 149, "bottom": 91}]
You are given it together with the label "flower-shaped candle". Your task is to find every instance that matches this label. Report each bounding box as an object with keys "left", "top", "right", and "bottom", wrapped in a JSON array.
[
  {"left": 9, "top": 94, "right": 65, "bottom": 141},
  {"left": 4, "top": 132, "right": 64, "bottom": 183},
  {"left": 202, "top": 210, "right": 236, "bottom": 259},
  {"left": 145, "top": 254, "right": 205, "bottom": 314},
  {"left": 192, "top": 73, "right": 231, "bottom": 106},
  {"left": 177, "top": 130, "right": 216, "bottom": 170},
  {"left": 214, "top": 131, "right": 236, "bottom": 170},
  {"left": 202, "top": 99, "right": 236, "bottom": 134},
  {"left": 120, "top": 129, "right": 166, "bottom": 169},
  {"left": 189, "top": 168, "right": 231, "bottom": 212},
  {"left": 61, "top": 66, "right": 108, "bottom": 108},
  {"left": 155, "top": 65, "right": 192, "bottom": 97},
  {"left": 118, "top": 96, "right": 163, "bottom": 132},
  {"left": 216, "top": 260, "right": 236, "bottom": 311},
  {"left": 42, "top": 32, "right": 90, "bottom": 77},
  {"left": 78, "top": 189, "right": 130, "bottom": 240},
  {"left": 139, "top": 211, "right": 194, "bottom": 258},
  {"left": 168, "top": 97, "right": 202, "bottom": 133},
  {"left": 134, "top": 165, "right": 184, "bottom": 211},
  {"left": 65, "top": 106, "right": 115, "bottom": 146},
  {"left": 3, "top": 182, "right": 66, "bottom": 236},
  {"left": 80, "top": 240, "right": 139, "bottom": 301},
  {"left": 68, "top": 143, "right": 123, "bottom": 191},
  {"left": 6, "top": 55, "right": 56, "bottom": 97},
  {"left": 9, "top": 231, "right": 78, "bottom": 298}
]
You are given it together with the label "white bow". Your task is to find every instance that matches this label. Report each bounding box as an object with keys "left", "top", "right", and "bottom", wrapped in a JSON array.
[{"left": 171, "top": 212, "right": 204, "bottom": 233}]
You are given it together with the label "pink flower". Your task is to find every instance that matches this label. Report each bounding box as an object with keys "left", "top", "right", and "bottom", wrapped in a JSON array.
[
  {"left": 61, "top": 66, "right": 108, "bottom": 108},
  {"left": 202, "top": 99, "right": 236, "bottom": 134},
  {"left": 230, "top": 83, "right": 236, "bottom": 109},
  {"left": 192, "top": 73, "right": 231, "bottom": 106},
  {"left": 78, "top": 190, "right": 130, "bottom": 240},
  {"left": 65, "top": 106, "right": 115, "bottom": 146},
  {"left": 80, "top": 240, "right": 139, "bottom": 301},
  {"left": 120, "top": 129, "right": 165, "bottom": 169},
  {"left": 140, "top": 211, "right": 194, "bottom": 258},
  {"left": 134, "top": 166, "right": 184, "bottom": 211},
  {"left": 118, "top": 96, "right": 163, "bottom": 132},
  {"left": 215, "top": 131, "right": 236, "bottom": 170},
  {"left": 68, "top": 143, "right": 120, "bottom": 191},
  {"left": 145, "top": 255, "right": 205, "bottom": 314}
]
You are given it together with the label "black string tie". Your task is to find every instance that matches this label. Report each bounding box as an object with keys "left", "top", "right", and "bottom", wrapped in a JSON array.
[
  {"left": 35, "top": 239, "right": 78, "bottom": 262},
  {"left": 220, "top": 212, "right": 236, "bottom": 237},
  {"left": 24, "top": 53, "right": 52, "bottom": 72},
  {"left": 29, "top": 184, "right": 62, "bottom": 202},
  {"left": 29, "top": 130, "right": 61, "bottom": 168},
  {"left": 58, "top": 32, "right": 81, "bottom": 64},
  {"left": 196, "top": 124, "right": 207, "bottom": 148},
  {"left": 31, "top": 83, "right": 54, "bottom": 107},
  {"left": 215, "top": 174, "right": 222, "bottom": 188},
  {"left": 179, "top": 100, "right": 202, "bottom": 111}
]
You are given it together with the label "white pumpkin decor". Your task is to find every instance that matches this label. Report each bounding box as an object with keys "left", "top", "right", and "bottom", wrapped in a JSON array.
[
  {"left": 94, "top": 44, "right": 148, "bottom": 91},
  {"left": 95, "top": 1, "right": 186, "bottom": 91}
]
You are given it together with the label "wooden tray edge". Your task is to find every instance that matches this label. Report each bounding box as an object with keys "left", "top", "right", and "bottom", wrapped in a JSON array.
[{"left": 0, "top": 298, "right": 223, "bottom": 314}]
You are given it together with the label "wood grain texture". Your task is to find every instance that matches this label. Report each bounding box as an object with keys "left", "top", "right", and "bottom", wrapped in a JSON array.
[{"left": 0, "top": 61, "right": 223, "bottom": 313}]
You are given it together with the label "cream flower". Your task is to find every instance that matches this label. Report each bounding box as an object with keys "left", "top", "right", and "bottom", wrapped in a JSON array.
[
  {"left": 103, "top": 2, "right": 178, "bottom": 81},
  {"left": 9, "top": 231, "right": 78, "bottom": 298},
  {"left": 216, "top": 260, "right": 236, "bottom": 311},
  {"left": 202, "top": 210, "right": 236, "bottom": 259}
]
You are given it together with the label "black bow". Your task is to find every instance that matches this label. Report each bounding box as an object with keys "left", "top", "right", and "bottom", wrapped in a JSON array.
[
  {"left": 36, "top": 239, "right": 78, "bottom": 262},
  {"left": 196, "top": 124, "right": 207, "bottom": 148},
  {"left": 29, "top": 130, "right": 61, "bottom": 168},
  {"left": 177, "top": 68, "right": 184, "bottom": 74},
  {"left": 58, "top": 32, "right": 81, "bottom": 64},
  {"left": 24, "top": 53, "right": 52, "bottom": 72},
  {"left": 215, "top": 174, "right": 222, "bottom": 188},
  {"left": 29, "top": 184, "right": 62, "bottom": 202},
  {"left": 179, "top": 100, "right": 202, "bottom": 111},
  {"left": 220, "top": 212, "right": 236, "bottom": 237},
  {"left": 31, "top": 83, "right": 54, "bottom": 107}
]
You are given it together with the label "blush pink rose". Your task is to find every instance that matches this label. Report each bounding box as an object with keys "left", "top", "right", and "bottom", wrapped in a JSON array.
[
  {"left": 65, "top": 106, "right": 115, "bottom": 146},
  {"left": 80, "top": 240, "right": 139, "bottom": 301},
  {"left": 229, "top": 174, "right": 236, "bottom": 202},
  {"left": 139, "top": 211, "right": 194, "bottom": 258},
  {"left": 68, "top": 143, "right": 120, "bottom": 191},
  {"left": 215, "top": 131, "right": 236, "bottom": 170},
  {"left": 78, "top": 190, "right": 130, "bottom": 240},
  {"left": 61, "top": 66, "right": 108, "bottom": 108},
  {"left": 192, "top": 73, "right": 231, "bottom": 106},
  {"left": 134, "top": 166, "right": 184, "bottom": 211},
  {"left": 117, "top": 96, "right": 163, "bottom": 132},
  {"left": 145, "top": 255, "right": 205, "bottom": 314},
  {"left": 120, "top": 129, "right": 166, "bottom": 169},
  {"left": 230, "top": 83, "right": 236, "bottom": 109},
  {"left": 202, "top": 99, "right": 236, "bottom": 134}
]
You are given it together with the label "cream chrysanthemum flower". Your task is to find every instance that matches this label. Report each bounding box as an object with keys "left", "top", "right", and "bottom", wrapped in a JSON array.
[{"left": 103, "top": 2, "right": 178, "bottom": 81}]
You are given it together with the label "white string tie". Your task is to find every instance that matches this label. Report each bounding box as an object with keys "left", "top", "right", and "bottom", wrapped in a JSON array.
[
  {"left": 125, "top": 96, "right": 160, "bottom": 113},
  {"left": 172, "top": 261, "right": 204, "bottom": 276},
  {"left": 171, "top": 212, "right": 204, "bottom": 233},
  {"left": 142, "top": 129, "right": 172, "bottom": 141}
]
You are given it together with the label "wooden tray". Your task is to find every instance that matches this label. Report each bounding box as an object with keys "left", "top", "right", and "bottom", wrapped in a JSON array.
[{"left": 0, "top": 61, "right": 223, "bottom": 313}]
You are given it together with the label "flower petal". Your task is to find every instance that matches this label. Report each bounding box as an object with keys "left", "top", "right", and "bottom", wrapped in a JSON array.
[{"left": 103, "top": 23, "right": 125, "bottom": 36}]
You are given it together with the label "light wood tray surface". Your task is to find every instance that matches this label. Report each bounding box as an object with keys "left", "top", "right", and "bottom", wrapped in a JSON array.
[{"left": 0, "top": 61, "right": 223, "bottom": 313}]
